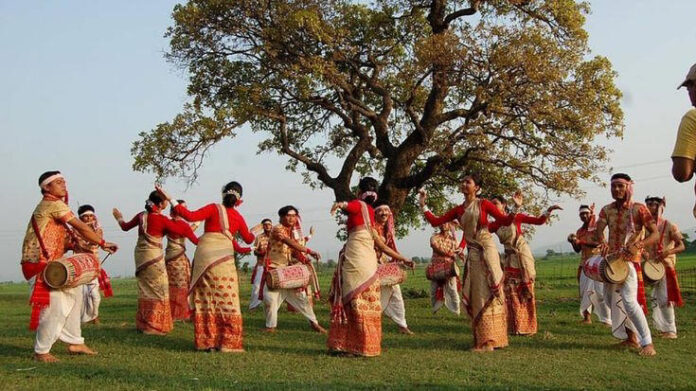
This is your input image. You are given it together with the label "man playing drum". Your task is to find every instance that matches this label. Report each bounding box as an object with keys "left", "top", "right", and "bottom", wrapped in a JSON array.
[
  {"left": 644, "top": 196, "right": 685, "bottom": 339},
  {"left": 374, "top": 203, "right": 413, "bottom": 335},
  {"left": 21, "top": 171, "right": 118, "bottom": 362},
  {"left": 261, "top": 205, "right": 326, "bottom": 333},
  {"left": 568, "top": 204, "right": 611, "bottom": 326},
  {"left": 594, "top": 173, "right": 659, "bottom": 356},
  {"left": 427, "top": 221, "right": 462, "bottom": 315},
  {"left": 249, "top": 218, "right": 272, "bottom": 311}
]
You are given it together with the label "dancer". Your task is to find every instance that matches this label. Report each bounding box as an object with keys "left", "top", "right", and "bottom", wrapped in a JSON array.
[
  {"left": 72, "top": 204, "right": 113, "bottom": 324},
  {"left": 428, "top": 221, "right": 462, "bottom": 315},
  {"left": 113, "top": 191, "right": 198, "bottom": 335},
  {"left": 594, "top": 173, "right": 658, "bottom": 356},
  {"left": 327, "top": 177, "right": 411, "bottom": 357},
  {"left": 165, "top": 200, "right": 198, "bottom": 321},
  {"left": 568, "top": 204, "right": 611, "bottom": 325},
  {"left": 489, "top": 193, "right": 560, "bottom": 336},
  {"left": 260, "top": 206, "right": 325, "bottom": 333},
  {"left": 249, "top": 218, "right": 272, "bottom": 311},
  {"left": 644, "top": 196, "right": 685, "bottom": 339},
  {"left": 374, "top": 203, "right": 413, "bottom": 334},
  {"left": 419, "top": 174, "right": 516, "bottom": 352},
  {"left": 21, "top": 171, "right": 118, "bottom": 362},
  {"left": 156, "top": 182, "right": 258, "bottom": 352}
]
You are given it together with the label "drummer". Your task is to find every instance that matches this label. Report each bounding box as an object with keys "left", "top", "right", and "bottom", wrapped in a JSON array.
[
  {"left": 20, "top": 171, "right": 118, "bottom": 362},
  {"left": 260, "top": 205, "right": 326, "bottom": 333},
  {"left": 594, "top": 173, "right": 659, "bottom": 356},
  {"left": 643, "top": 196, "right": 685, "bottom": 339}
]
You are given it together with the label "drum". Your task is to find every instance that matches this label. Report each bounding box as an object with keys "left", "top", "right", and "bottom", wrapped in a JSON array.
[
  {"left": 583, "top": 254, "right": 628, "bottom": 284},
  {"left": 377, "top": 263, "right": 406, "bottom": 286},
  {"left": 642, "top": 259, "right": 665, "bottom": 284},
  {"left": 426, "top": 260, "right": 456, "bottom": 282},
  {"left": 43, "top": 253, "right": 101, "bottom": 289},
  {"left": 266, "top": 264, "right": 311, "bottom": 290}
]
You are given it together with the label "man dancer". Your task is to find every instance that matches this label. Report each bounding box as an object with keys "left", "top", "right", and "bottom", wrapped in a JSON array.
[
  {"left": 568, "top": 204, "right": 611, "bottom": 325},
  {"left": 644, "top": 196, "right": 685, "bottom": 339},
  {"left": 72, "top": 204, "right": 113, "bottom": 324},
  {"left": 249, "top": 219, "right": 272, "bottom": 310},
  {"left": 671, "top": 62, "right": 696, "bottom": 216},
  {"left": 21, "top": 171, "right": 118, "bottom": 362},
  {"left": 374, "top": 203, "right": 413, "bottom": 335},
  {"left": 261, "top": 206, "right": 326, "bottom": 333},
  {"left": 594, "top": 173, "right": 658, "bottom": 356}
]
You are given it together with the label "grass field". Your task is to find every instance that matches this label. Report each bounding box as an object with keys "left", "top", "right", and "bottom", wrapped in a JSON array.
[{"left": 1, "top": 255, "right": 695, "bottom": 390}]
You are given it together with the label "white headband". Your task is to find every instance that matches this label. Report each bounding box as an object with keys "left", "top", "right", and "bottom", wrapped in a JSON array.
[
  {"left": 374, "top": 204, "right": 391, "bottom": 212},
  {"left": 578, "top": 207, "right": 591, "bottom": 214},
  {"left": 79, "top": 210, "right": 94, "bottom": 217},
  {"left": 40, "top": 173, "right": 64, "bottom": 190}
]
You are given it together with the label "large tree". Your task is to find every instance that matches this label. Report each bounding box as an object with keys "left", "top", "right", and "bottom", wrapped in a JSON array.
[{"left": 133, "top": 0, "right": 623, "bottom": 234}]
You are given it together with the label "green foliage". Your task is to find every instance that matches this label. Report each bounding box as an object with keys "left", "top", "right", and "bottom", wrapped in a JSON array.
[{"left": 133, "top": 0, "right": 624, "bottom": 237}]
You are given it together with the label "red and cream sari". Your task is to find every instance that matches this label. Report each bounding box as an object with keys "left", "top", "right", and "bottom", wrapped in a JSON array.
[
  {"left": 189, "top": 205, "right": 243, "bottom": 351},
  {"left": 165, "top": 227, "right": 192, "bottom": 321},
  {"left": 328, "top": 201, "right": 381, "bottom": 357},
  {"left": 134, "top": 213, "right": 172, "bottom": 334}
]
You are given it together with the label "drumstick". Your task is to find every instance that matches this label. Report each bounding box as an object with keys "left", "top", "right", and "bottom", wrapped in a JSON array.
[{"left": 101, "top": 252, "right": 112, "bottom": 265}]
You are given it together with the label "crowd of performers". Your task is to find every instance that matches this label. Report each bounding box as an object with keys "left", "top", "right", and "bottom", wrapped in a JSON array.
[{"left": 20, "top": 167, "right": 691, "bottom": 363}]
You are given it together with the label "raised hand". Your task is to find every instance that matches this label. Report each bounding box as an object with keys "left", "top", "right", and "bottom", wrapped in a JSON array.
[
  {"left": 112, "top": 208, "right": 123, "bottom": 221},
  {"left": 512, "top": 191, "right": 523, "bottom": 208},
  {"left": 418, "top": 188, "right": 427, "bottom": 209},
  {"left": 154, "top": 184, "right": 172, "bottom": 202},
  {"left": 309, "top": 226, "right": 316, "bottom": 236},
  {"left": 546, "top": 204, "right": 563, "bottom": 214}
]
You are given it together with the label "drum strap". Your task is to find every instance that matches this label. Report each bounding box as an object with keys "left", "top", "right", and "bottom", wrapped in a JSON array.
[
  {"left": 28, "top": 216, "right": 51, "bottom": 330},
  {"left": 31, "top": 216, "right": 50, "bottom": 260}
]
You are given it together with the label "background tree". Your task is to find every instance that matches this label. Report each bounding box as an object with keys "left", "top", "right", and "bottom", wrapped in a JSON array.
[{"left": 133, "top": 0, "right": 623, "bottom": 235}]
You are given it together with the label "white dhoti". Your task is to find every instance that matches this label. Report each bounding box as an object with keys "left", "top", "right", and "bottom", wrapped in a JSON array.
[
  {"left": 650, "top": 276, "right": 677, "bottom": 334},
  {"left": 579, "top": 270, "right": 611, "bottom": 324},
  {"left": 431, "top": 278, "right": 460, "bottom": 315},
  {"left": 263, "top": 286, "right": 317, "bottom": 328},
  {"left": 34, "top": 286, "right": 85, "bottom": 354},
  {"left": 249, "top": 264, "right": 264, "bottom": 310},
  {"left": 607, "top": 264, "right": 652, "bottom": 346},
  {"left": 380, "top": 284, "right": 408, "bottom": 328},
  {"left": 81, "top": 277, "right": 101, "bottom": 323}
]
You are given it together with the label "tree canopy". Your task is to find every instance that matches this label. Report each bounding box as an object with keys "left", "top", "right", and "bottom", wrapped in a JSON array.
[{"left": 133, "top": 0, "right": 623, "bottom": 235}]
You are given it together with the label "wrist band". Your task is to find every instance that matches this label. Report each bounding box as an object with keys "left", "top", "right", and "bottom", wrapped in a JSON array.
[
  {"left": 99, "top": 239, "right": 106, "bottom": 247},
  {"left": 422, "top": 206, "right": 430, "bottom": 213}
]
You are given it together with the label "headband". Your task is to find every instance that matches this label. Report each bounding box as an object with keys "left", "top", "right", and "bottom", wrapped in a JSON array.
[
  {"left": 79, "top": 210, "right": 95, "bottom": 217},
  {"left": 374, "top": 204, "right": 391, "bottom": 212},
  {"left": 360, "top": 191, "right": 378, "bottom": 201},
  {"left": 578, "top": 207, "right": 591, "bottom": 214},
  {"left": 40, "top": 173, "right": 64, "bottom": 190}
]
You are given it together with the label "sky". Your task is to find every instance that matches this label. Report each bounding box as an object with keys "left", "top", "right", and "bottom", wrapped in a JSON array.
[{"left": 1, "top": 1, "right": 696, "bottom": 282}]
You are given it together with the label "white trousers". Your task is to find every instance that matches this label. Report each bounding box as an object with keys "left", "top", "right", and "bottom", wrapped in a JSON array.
[
  {"left": 607, "top": 264, "right": 653, "bottom": 346},
  {"left": 430, "top": 278, "right": 460, "bottom": 315},
  {"left": 81, "top": 278, "right": 101, "bottom": 323},
  {"left": 380, "top": 284, "right": 408, "bottom": 328},
  {"left": 263, "top": 286, "right": 317, "bottom": 328},
  {"left": 34, "top": 286, "right": 85, "bottom": 354},
  {"left": 249, "top": 264, "right": 264, "bottom": 310},
  {"left": 579, "top": 270, "right": 611, "bottom": 324},
  {"left": 650, "top": 276, "right": 677, "bottom": 334}
]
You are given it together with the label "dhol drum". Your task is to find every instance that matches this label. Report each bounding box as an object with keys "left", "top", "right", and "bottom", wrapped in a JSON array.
[
  {"left": 583, "top": 254, "right": 628, "bottom": 284},
  {"left": 267, "top": 264, "right": 311, "bottom": 290},
  {"left": 377, "top": 262, "right": 406, "bottom": 286},
  {"left": 426, "top": 260, "right": 456, "bottom": 282},
  {"left": 642, "top": 258, "right": 665, "bottom": 284},
  {"left": 43, "top": 253, "right": 101, "bottom": 289}
]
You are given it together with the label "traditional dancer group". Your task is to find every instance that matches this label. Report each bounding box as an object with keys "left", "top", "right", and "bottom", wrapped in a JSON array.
[{"left": 18, "top": 63, "right": 696, "bottom": 361}]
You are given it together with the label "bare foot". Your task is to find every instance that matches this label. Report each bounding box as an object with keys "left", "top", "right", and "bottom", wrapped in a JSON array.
[
  {"left": 470, "top": 343, "right": 495, "bottom": 353},
  {"left": 219, "top": 347, "right": 245, "bottom": 353},
  {"left": 581, "top": 318, "right": 592, "bottom": 325},
  {"left": 262, "top": 327, "right": 276, "bottom": 333},
  {"left": 398, "top": 326, "right": 415, "bottom": 335},
  {"left": 582, "top": 312, "right": 592, "bottom": 324},
  {"left": 34, "top": 353, "right": 59, "bottom": 363},
  {"left": 616, "top": 339, "right": 640, "bottom": 349},
  {"left": 639, "top": 344, "right": 657, "bottom": 357},
  {"left": 310, "top": 322, "right": 327, "bottom": 334},
  {"left": 142, "top": 330, "right": 167, "bottom": 336},
  {"left": 68, "top": 344, "right": 97, "bottom": 355},
  {"left": 661, "top": 332, "right": 677, "bottom": 339},
  {"left": 89, "top": 317, "right": 101, "bottom": 325}
]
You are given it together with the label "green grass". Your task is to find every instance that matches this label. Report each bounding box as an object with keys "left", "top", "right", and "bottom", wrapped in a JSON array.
[{"left": 1, "top": 255, "right": 695, "bottom": 390}]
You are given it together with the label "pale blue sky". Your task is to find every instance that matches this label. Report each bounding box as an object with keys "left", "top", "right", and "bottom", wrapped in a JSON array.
[{"left": 1, "top": 1, "right": 695, "bottom": 281}]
